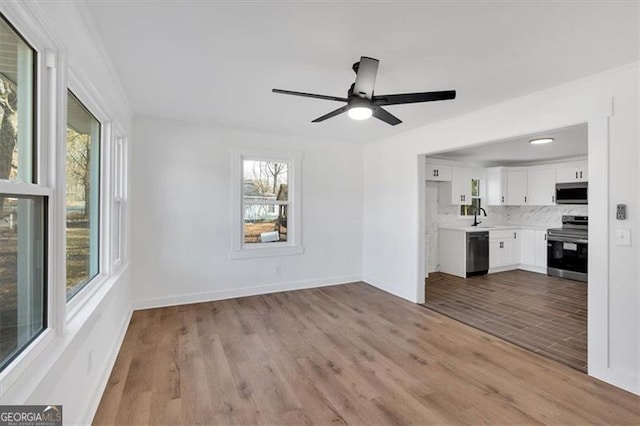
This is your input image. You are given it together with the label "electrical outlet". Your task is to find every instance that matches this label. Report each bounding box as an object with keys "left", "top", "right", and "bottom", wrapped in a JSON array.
[{"left": 616, "top": 204, "right": 626, "bottom": 220}]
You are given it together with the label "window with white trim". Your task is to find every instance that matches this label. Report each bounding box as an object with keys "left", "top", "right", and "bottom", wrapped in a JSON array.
[
  {"left": 460, "top": 178, "right": 482, "bottom": 217},
  {"left": 65, "top": 91, "right": 100, "bottom": 300},
  {"left": 0, "top": 12, "right": 47, "bottom": 372},
  {"left": 112, "top": 136, "right": 126, "bottom": 266},
  {"left": 231, "top": 150, "right": 303, "bottom": 258}
]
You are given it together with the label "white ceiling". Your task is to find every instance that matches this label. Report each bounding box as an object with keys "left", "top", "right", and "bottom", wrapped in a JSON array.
[
  {"left": 428, "top": 123, "right": 588, "bottom": 166},
  {"left": 82, "top": 1, "right": 638, "bottom": 143}
]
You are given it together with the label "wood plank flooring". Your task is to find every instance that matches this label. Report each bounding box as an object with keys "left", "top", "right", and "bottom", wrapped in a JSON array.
[
  {"left": 424, "top": 270, "right": 587, "bottom": 372},
  {"left": 93, "top": 282, "right": 639, "bottom": 425}
]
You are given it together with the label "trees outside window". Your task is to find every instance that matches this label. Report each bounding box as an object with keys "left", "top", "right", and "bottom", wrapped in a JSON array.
[
  {"left": 65, "top": 91, "right": 100, "bottom": 300},
  {"left": 0, "top": 13, "right": 46, "bottom": 372}
]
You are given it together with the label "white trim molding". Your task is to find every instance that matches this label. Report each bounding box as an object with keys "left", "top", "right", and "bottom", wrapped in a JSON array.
[{"left": 229, "top": 148, "right": 304, "bottom": 259}]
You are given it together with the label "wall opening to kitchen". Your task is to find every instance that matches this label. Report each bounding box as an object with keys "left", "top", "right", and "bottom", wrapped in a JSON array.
[{"left": 419, "top": 123, "right": 589, "bottom": 372}]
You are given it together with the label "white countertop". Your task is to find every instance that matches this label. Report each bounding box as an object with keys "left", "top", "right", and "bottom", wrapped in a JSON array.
[{"left": 439, "top": 224, "right": 549, "bottom": 232}]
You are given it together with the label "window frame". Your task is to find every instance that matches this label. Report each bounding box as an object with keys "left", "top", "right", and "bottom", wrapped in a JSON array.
[
  {"left": 230, "top": 149, "right": 303, "bottom": 259},
  {"left": 64, "top": 70, "right": 113, "bottom": 319},
  {"left": 459, "top": 178, "right": 483, "bottom": 217},
  {"left": 64, "top": 89, "right": 102, "bottom": 301},
  {"left": 0, "top": 4, "right": 57, "bottom": 392},
  {"left": 111, "top": 134, "right": 127, "bottom": 270}
]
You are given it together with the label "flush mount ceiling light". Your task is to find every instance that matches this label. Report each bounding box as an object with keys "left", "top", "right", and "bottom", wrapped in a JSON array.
[
  {"left": 529, "top": 137, "right": 555, "bottom": 145},
  {"left": 347, "top": 106, "right": 373, "bottom": 120}
]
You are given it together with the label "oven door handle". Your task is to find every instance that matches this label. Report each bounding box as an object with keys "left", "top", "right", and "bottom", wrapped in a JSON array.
[{"left": 548, "top": 236, "right": 588, "bottom": 244}]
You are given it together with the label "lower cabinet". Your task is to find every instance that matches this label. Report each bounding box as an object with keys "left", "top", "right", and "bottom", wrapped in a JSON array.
[
  {"left": 520, "top": 229, "right": 548, "bottom": 273},
  {"left": 489, "top": 229, "right": 520, "bottom": 270}
]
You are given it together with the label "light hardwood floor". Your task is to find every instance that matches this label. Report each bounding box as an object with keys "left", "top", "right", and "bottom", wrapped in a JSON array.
[{"left": 94, "top": 283, "right": 640, "bottom": 425}]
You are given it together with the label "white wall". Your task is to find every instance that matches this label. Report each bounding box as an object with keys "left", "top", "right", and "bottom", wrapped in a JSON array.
[
  {"left": 0, "top": 2, "right": 133, "bottom": 424},
  {"left": 363, "top": 63, "right": 639, "bottom": 395},
  {"left": 131, "top": 117, "right": 363, "bottom": 308}
]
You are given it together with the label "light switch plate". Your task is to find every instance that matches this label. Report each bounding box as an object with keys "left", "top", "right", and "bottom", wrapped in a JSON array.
[{"left": 615, "top": 229, "right": 631, "bottom": 246}]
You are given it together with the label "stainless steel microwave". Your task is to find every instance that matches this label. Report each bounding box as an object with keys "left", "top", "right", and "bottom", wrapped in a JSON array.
[{"left": 555, "top": 182, "right": 588, "bottom": 204}]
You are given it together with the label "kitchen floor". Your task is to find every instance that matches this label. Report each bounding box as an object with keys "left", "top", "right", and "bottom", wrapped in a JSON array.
[{"left": 423, "top": 270, "right": 587, "bottom": 372}]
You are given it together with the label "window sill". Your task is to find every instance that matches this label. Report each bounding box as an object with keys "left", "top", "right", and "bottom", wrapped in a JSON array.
[{"left": 229, "top": 245, "right": 304, "bottom": 259}]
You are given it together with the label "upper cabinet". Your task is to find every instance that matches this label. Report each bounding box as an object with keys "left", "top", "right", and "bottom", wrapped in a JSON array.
[
  {"left": 506, "top": 170, "right": 528, "bottom": 205},
  {"left": 527, "top": 168, "right": 556, "bottom": 206},
  {"left": 425, "top": 161, "right": 471, "bottom": 205},
  {"left": 425, "top": 162, "right": 452, "bottom": 182},
  {"left": 486, "top": 167, "right": 508, "bottom": 206},
  {"left": 487, "top": 163, "right": 575, "bottom": 206},
  {"left": 448, "top": 167, "right": 472, "bottom": 205},
  {"left": 556, "top": 163, "right": 588, "bottom": 183}
]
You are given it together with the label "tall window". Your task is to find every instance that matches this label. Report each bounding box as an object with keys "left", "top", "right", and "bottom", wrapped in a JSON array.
[
  {"left": 460, "top": 178, "right": 482, "bottom": 216},
  {"left": 0, "top": 14, "right": 47, "bottom": 371},
  {"left": 242, "top": 159, "right": 289, "bottom": 244},
  {"left": 66, "top": 91, "right": 100, "bottom": 300}
]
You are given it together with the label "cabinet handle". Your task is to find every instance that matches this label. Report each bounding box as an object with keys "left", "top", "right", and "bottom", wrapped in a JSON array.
[
  {"left": 513, "top": 232, "right": 516, "bottom": 239},
  {"left": 433, "top": 169, "right": 436, "bottom": 177},
  {"left": 501, "top": 196, "right": 504, "bottom": 203},
  {"left": 436, "top": 169, "right": 439, "bottom": 177},
  {"left": 544, "top": 234, "right": 547, "bottom": 241},
  {"left": 499, "top": 242, "right": 504, "bottom": 249},
  {"left": 524, "top": 196, "right": 527, "bottom": 203},
  {"left": 576, "top": 171, "right": 579, "bottom": 179},
  {"left": 552, "top": 195, "right": 555, "bottom": 203},
  {"left": 580, "top": 171, "right": 583, "bottom": 179}
]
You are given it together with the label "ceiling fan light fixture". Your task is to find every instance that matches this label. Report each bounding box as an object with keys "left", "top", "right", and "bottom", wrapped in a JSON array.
[
  {"left": 348, "top": 106, "right": 373, "bottom": 120},
  {"left": 529, "top": 137, "right": 554, "bottom": 145}
]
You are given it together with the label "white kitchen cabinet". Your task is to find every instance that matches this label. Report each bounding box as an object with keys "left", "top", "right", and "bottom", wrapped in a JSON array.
[
  {"left": 451, "top": 167, "right": 472, "bottom": 205},
  {"left": 520, "top": 229, "right": 536, "bottom": 266},
  {"left": 489, "top": 229, "right": 520, "bottom": 271},
  {"left": 425, "top": 162, "right": 452, "bottom": 182},
  {"left": 439, "top": 229, "right": 467, "bottom": 278},
  {"left": 556, "top": 163, "right": 588, "bottom": 183},
  {"left": 534, "top": 230, "right": 548, "bottom": 269},
  {"left": 486, "top": 167, "right": 508, "bottom": 206},
  {"left": 506, "top": 170, "right": 528, "bottom": 205},
  {"left": 520, "top": 229, "right": 548, "bottom": 273},
  {"left": 441, "top": 167, "right": 472, "bottom": 205},
  {"left": 527, "top": 168, "right": 556, "bottom": 206}
]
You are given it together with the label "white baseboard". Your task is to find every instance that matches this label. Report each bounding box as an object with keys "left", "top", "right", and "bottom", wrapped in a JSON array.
[
  {"left": 133, "top": 275, "right": 362, "bottom": 310},
  {"left": 590, "top": 366, "right": 640, "bottom": 396},
  {"left": 518, "top": 264, "right": 547, "bottom": 274},
  {"left": 488, "top": 265, "right": 518, "bottom": 274},
  {"left": 363, "top": 276, "right": 416, "bottom": 303},
  {"left": 81, "top": 307, "right": 133, "bottom": 425}
]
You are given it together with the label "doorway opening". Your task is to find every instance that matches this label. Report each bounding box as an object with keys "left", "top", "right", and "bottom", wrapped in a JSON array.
[{"left": 420, "top": 123, "right": 588, "bottom": 372}]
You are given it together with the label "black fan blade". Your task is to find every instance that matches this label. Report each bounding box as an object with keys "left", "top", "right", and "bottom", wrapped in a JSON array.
[
  {"left": 373, "top": 106, "right": 402, "bottom": 126},
  {"left": 272, "top": 89, "right": 347, "bottom": 103},
  {"left": 311, "top": 105, "right": 349, "bottom": 123},
  {"left": 374, "top": 90, "right": 456, "bottom": 106},
  {"left": 352, "top": 57, "right": 379, "bottom": 100}
]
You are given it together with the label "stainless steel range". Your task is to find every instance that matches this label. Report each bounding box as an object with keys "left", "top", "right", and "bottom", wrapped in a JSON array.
[{"left": 547, "top": 215, "right": 588, "bottom": 282}]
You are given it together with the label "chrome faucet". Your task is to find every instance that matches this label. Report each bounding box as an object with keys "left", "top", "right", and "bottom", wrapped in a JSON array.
[{"left": 472, "top": 207, "right": 487, "bottom": 227}]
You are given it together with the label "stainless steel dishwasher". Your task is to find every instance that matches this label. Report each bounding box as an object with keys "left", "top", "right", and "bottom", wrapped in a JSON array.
[{"left": 466, "top": 231, "right": 489, "bottom": 277}]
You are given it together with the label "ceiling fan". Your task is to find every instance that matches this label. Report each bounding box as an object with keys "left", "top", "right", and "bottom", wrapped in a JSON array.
[{"left": 272, "top": 56, "right": 456, "bottom": 126}]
